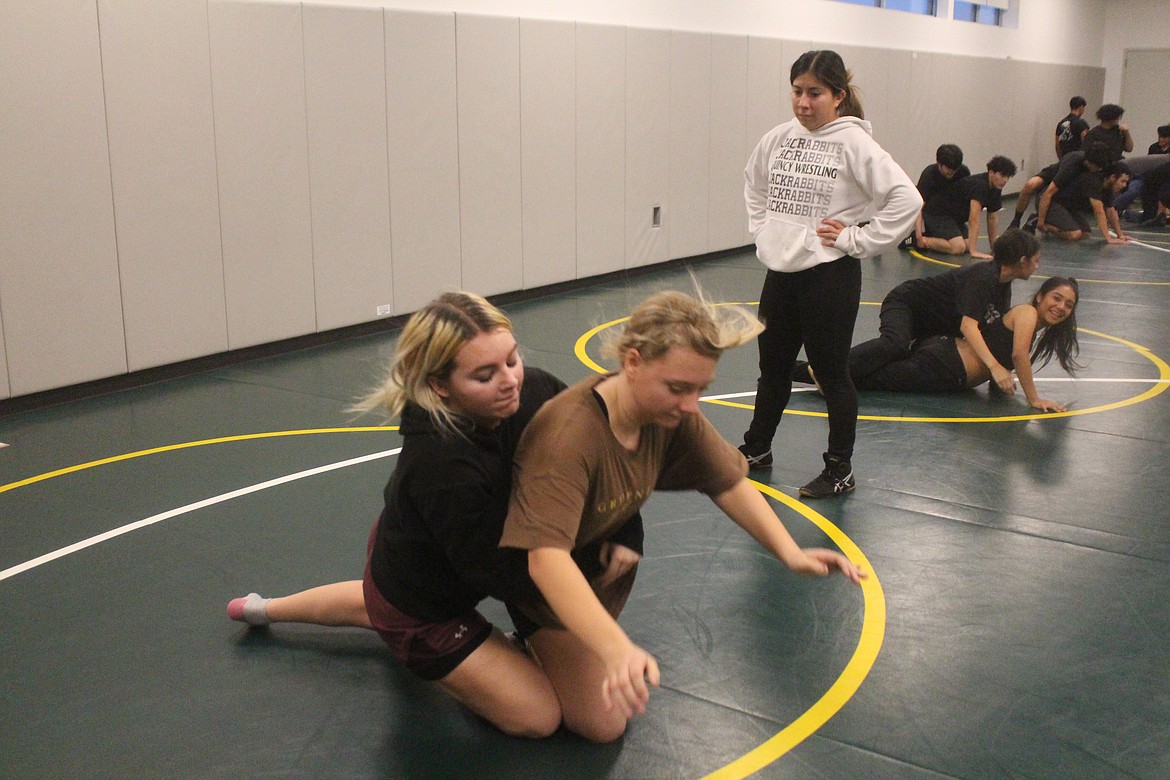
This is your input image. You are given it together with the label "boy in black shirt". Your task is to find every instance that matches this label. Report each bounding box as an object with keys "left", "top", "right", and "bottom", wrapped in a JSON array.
[
  {"left": 916, "top": 156, "right": 1016, "bottom": 258},
  {"left": 901, "top": 144, "right": 969, "bottom": 250},
  {"left": 1038, "top": 162, "right": 1133, "bottom": 243},
  {"left": 1055, "top": 96, "right": 1089, "bottom": 159}
]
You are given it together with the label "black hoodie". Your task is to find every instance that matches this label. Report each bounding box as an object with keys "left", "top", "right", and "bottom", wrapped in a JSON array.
[{"left": 368, "top": 366, "right": 565, "bottom": 621}]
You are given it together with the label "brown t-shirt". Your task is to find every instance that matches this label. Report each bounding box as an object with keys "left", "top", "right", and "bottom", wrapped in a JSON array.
[{"left": 499, "top": 375, "right": 746, "bottom": 625}]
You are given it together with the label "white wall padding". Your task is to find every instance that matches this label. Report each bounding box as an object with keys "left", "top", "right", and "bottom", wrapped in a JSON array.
[
  {"left": 0, "top": 0, "right": 127, "bottom": 396},
  {"left": 625, "top": 27, "right": 670, "bottom": 269},
  {"left": 668, "top": 31, "right": 712, "bottom": 262},
  {"left": 100, "top": 0, "right": 229, "bottom": 371},
  {"left": 303, "top": 4, "right": 395, "bottom": 329},
  {"left": 208, "top": 0, "right": 316, "bottom": 350},
  {"left": 708, "top": 34, "right": 752, "bottom": 250},
  {"left": 519, "top": 18, "right": 577, "bottom": 289},
  {"left": 456, "top": 14, "right": 524, "bottom": 297},
  {"left": 385, "top": 10, "right": 462, "bottom": 313},
  {"left": 575, "top": 23, "right": 626, "bottom": 279}
]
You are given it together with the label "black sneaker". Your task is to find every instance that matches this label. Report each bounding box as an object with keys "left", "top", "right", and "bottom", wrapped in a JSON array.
[
  {"left": 738, "top": 443, "right": 773, "bottom": 469},
  {"left": 897, "top": 234, "right": 913, "bottom": 250},
  {"left": 1022, "top": 214, "right": 1038, "bottom": 235},
  {"left": 799, "top": 455, "right": 855, "bottom": 499}
]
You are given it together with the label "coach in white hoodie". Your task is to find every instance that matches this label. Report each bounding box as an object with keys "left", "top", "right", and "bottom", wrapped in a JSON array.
[{"left": 739, "top": 49, "right": 921, "bottom": 498}]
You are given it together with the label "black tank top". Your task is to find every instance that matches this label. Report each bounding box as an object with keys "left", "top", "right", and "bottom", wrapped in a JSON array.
[{"left": 982, "top": 316, "right": 1016, "bottom": 368}]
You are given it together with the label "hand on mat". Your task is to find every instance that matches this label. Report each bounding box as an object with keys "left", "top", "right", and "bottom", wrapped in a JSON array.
[
  {"left": 1029, "top": 397, "right": 1067, "bottom": 413},
  {"left": 790, "top": 548, "right": 866, "bottom": 585}
]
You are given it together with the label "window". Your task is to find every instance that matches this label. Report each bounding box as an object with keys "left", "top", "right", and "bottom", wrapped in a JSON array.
[
  {"left": 953, "top": 1, "right": 1006, "bottom": 25},
  {"left": 886, "top": 0, "right": 936, "bottom": 12},
  {"left": 833, "top": 0, "right": 937, "bottom": 14}
]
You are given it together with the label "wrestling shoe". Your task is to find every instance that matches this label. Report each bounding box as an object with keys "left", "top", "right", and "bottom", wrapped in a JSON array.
[
  {"left": 799, "top": 455, "right": 855, "bottom": 499},
  {"left": 1022, "top": 214, "right": 1038, "bottom": 235},
  {"left": 738, "top": 443, "right": 773, "bottom": 469}
]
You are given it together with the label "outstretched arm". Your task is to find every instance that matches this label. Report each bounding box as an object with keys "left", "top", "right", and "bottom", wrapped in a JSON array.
[
  {"left": 966, "top": 199, "right": 991, "bottom": 259},
  {"left": 528, "top": 547, "right": 659, "bottom": 717},
  {"left": 711, "top": 479, "right": 863, "bottom": 583},
  {"left": 1094, "top": 198, "right": 1131, "bottom": 244},
  {"left": 1037, "top": 183, "right": 1058, "bottom": 231},
  {"left": 960, "top": 315, "right": 1015, "bottom": 394},
  {"left": 1006, "top": 306, "right": 1065, "bottom": 412}
]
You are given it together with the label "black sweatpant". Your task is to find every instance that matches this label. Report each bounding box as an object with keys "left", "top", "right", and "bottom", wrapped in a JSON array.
[
  {"left": 846, "top": 285, "right": 953, "bottom": 383},
  {"left": 853, "top": 335, "right": 968, "bottom": 393},
  {"left": 744, "top": 257, "right": 861, "bottom": 461}
]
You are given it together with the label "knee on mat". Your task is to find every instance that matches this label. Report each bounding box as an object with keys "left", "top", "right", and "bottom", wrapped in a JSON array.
[
  {"left": 500, "top": 704, "right": 562, "bottom": 739},
  {"left": 569, "top": 713, "right": 628, "bottom": 744}
]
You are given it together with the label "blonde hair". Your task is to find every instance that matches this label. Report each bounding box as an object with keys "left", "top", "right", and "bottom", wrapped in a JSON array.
[
  {"left": 353, "top": 292, "right": 512, "bottom": 433},
  {"left": 600, "top": 289, "right": 763, "bottom": 364}
]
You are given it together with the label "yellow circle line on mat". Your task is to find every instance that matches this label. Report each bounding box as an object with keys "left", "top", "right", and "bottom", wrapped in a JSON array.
[
  {"left": 3, "top": 426, "right": 879, "bottom": 777},
  {"left": 0, "top": 427, "right": 398, "bottom": 494},
  {"left": 700, "top": 480, "right": 885, "bottom": 779},
  {"left": 575, "top": 315, "right": 1170, "bottom": 423},
  {"left": 908, "top": 248, "right": 1170, "bottom": 285}
]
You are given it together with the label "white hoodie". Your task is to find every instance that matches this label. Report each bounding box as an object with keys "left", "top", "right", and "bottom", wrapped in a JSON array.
[{"left": 745, "top": 115, "right": 922, "bottom": 272}]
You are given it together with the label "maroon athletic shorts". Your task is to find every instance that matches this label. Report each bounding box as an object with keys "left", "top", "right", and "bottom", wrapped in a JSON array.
[{"left": 362, "top": 520, "right": 493, "bottom": 681}]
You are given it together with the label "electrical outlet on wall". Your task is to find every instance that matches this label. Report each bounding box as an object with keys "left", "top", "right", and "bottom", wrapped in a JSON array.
[{"left": 376, "top": 304, "right": 392, "bottom": 316}]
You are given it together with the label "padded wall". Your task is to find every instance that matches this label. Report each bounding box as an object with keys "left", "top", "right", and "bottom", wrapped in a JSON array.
[
  {"left": 457, "top": 15, "right": 524, "bottom": 297},
  {"left": 905, "top": 53, "right": 1020, "bottom": 179},
  {"left": 385, "top": 10, "right": 462, "bottom": 313},
  {"left": 746, "top": 37, "right": 788, "bottom": 165},
  {"left": 99, "top": 0, "right": 228, "bottom": 371},
  {"left": 708, "top": 35, "right": 752, "bottom": 251},
  {"left": 303, "top": 4, "right": 395, "bottom": 330},
  {"left": 0, "top": 313, "right": 7, "bottom": 399},
  {"left": 668, "top": 32, "right": 712, "bottom": 262},
  {"left": 0, "top": 1, "right": 1108, "bottom": 399},
  {"left": 519, "top": 19, "right": 577, "bottom": 289},
  {"left": 575, "top": 23, "right": 627, "bottom": 280},
  {"left": 625, "top": 28, "right": 671, "bottom": 269},
  {"left": 1121, "top": 50, "right": 1170, "bottom": 147},
  {"left": 0, "top": 0, "right": 127, "bottom": 397},
  {"left": 208, "top": 1, "right": 316, "bottom": 351}
]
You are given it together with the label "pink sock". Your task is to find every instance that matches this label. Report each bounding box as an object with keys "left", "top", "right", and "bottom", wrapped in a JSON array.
[{"left": 226, "top": 593, "right": 270, "bottom": 626}]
